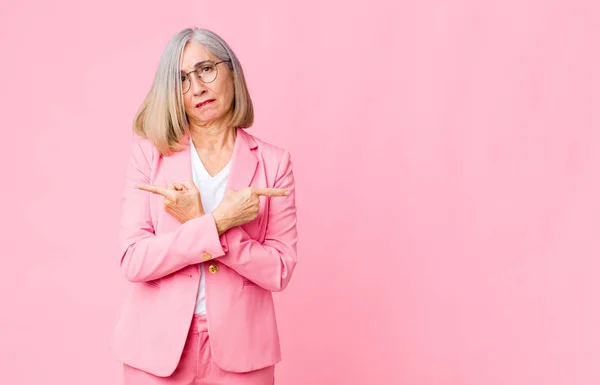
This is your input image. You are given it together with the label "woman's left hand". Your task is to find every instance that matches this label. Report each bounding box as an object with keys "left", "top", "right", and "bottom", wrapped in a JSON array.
[{"left": 135, "top": 180, "right": 204, "bottom": 223}]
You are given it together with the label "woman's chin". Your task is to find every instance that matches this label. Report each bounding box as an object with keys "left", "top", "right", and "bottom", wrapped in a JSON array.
[{"left": 189, "top": 114, "right": 228, "bottom": 128}]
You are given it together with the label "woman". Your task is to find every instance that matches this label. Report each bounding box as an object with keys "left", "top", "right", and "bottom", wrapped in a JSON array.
[{"left": 110, "top": 27, "right": 298, "bottom": 385}]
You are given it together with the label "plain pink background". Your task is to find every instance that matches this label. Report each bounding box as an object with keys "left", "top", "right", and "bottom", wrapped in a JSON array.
[{"left": 2, "top": 0, "right": 600, "bottom": 384}]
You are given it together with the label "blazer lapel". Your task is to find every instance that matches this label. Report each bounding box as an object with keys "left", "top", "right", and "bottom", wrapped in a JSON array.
[
  {"left": 226, "top": 128, "right": 258, "bottom": 191},
  {"left": 163, "top": 133, "right": 193, "bottom": 187}
]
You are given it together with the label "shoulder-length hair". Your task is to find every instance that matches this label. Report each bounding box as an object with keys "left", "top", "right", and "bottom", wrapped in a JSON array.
[{"left": 133, "top": 27, "right": 254, "bottom": 156}]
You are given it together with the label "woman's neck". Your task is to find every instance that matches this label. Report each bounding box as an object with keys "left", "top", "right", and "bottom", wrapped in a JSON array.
[{"left": 189, "top": 124, "right": 236, "bottom": 153}]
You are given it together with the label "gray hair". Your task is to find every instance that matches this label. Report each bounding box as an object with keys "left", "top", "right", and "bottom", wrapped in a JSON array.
[{"left": 133, "top": 27, "right": 254, "bottom": 155}]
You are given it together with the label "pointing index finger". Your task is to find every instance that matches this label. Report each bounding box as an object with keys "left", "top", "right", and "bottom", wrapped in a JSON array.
[
  {"left": 251, "top": 187, "right": 290, "bottom": 197},
  {"left": 135, "top": 184, "right": 175, "bottom": 200}
]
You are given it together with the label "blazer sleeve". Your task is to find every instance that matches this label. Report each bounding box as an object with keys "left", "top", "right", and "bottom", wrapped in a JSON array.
[
  {"left": 118, "top": 137, "right": 225, "bottom": 283},
  {"left": 217, "top": 149, "right": 298, "bottom": 292}
]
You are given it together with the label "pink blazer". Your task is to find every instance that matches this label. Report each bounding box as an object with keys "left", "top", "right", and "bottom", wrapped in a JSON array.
[{"left": 109, "top": 128, "right": 298, "bottom": 376}]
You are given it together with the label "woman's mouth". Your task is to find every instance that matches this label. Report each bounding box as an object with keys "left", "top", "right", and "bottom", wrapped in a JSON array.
[{"left": 196, "top": 100, "right": 215, "bottom": 108}]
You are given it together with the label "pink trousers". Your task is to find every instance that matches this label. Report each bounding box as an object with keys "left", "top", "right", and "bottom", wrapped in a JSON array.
[{"left": 122, "top": 314, "right": 275, "bottom": 385}]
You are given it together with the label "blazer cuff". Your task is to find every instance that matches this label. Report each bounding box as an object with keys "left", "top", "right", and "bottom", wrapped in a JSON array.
[
  {"left": 185, "top": 213, "right": 226, "bottom": 263},
  {"left": 218, "top": 226, "right": 248, "bottom": 255}
]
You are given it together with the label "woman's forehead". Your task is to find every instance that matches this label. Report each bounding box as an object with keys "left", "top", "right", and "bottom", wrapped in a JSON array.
[{"left": 181, "top": 42, "right": 217, "bottom": 71}]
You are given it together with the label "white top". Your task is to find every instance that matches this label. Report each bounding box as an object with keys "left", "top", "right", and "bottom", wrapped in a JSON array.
[{"left": 190, "top": 137, "right": 231, "bottom": 314}]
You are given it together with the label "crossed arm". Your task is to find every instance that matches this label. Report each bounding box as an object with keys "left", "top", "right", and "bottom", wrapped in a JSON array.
[{"left": 118, "top": 140, "right": 298, "bottom": 292}]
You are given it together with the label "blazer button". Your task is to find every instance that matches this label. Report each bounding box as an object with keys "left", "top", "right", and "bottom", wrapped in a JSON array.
[
  {"left": 208, "top": 263, "right": 219, "bottom": 274},
  {"left": 202, "top": 252, "right": 212, "bottom": 260}
]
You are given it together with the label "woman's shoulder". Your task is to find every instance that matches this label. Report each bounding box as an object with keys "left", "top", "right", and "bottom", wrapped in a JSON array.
[
  {"left": 132, "top": 133, "right": 157, "bottom": 147},
  {"left": 129, "top": 133, "right": 161, "bottom": 163},
  {"left": 241, "top": 129, "right": 289, "bottom": 161}
]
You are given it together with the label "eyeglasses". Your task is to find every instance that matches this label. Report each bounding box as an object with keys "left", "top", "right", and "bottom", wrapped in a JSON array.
[{"left": 181, "top": 60, "right": 231, "bottom": 94}]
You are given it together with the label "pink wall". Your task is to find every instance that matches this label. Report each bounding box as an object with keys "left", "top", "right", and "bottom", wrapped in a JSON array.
[{"left": 2, "top": 0, "right": 600, "bottom": 384}]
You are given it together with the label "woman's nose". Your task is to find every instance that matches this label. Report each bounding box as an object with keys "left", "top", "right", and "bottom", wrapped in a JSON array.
[{"left": 189, "top": 72, "right": 206, "bottom": 94}]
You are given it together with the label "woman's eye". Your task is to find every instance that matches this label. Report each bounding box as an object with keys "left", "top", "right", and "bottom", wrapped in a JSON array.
[{"left": 201, "top": 66, "right": 213, "bottom": 72}]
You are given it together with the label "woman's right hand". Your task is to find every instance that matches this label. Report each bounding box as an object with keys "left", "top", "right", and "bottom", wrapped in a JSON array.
[{"left": 212, "top": 187, "right": 289, "bottom": 235}]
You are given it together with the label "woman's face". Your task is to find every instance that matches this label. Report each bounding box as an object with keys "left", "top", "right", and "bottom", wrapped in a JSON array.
[{"left": 180, "top": 41, "right": 235, "bottom": 129}]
